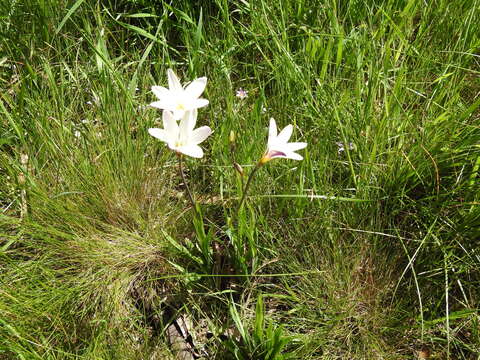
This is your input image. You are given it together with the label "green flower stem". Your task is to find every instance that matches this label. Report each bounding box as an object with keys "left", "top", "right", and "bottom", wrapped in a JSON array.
[
  {"left": 237, "top": 163, "right": 262, "bottom": 213},
  {"left": 178, "top": 154, "right": 197, "bottom": 213}
]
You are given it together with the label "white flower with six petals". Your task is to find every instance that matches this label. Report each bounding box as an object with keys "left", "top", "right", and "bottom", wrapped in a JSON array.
[
  {"left": 148, "top": 109, "right": 212, "bottom": 158},
  {"left": 260, "top": 118, "right": 307, "bottom": 163},
  {"left": 150, "top": 69, "right": 209, "bottom": 120}
]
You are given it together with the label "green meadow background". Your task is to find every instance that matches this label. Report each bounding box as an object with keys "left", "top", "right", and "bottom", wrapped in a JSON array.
[{"left": 1, "top": 0, "right": 479, "bottom": 358}]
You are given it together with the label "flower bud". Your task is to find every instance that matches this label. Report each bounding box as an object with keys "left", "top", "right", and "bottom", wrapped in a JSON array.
[{"left": 233, "top": 162, "right": 244, "bottom": 176}]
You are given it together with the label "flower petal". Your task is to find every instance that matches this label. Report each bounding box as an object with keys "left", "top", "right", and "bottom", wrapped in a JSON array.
[
  {"left": 172, "top": 109, "right": 186, "bottom": 121},
  {"left": 268, "top": 118, "right": 277, "bottom": 145},
  {"left": 285, "top": 151, "right": 303, "bottom": 160},
  {"left": 277, "top": 124, "right": 293, "bottom": 144},
  {"left": 185, "top": 77, "right": 207, "bottom": 98},
  {"left": 180, "top": 109, "right": 197, "bottom": 135},
  {"left": 286, "top": 142, "right": 307, "bottom": 152},
  {"left": 268, "top": 150, "right": 287, "bottom": 159},
  {"left": 167, "top": 69, "right": 182, "bottom": 91},
  {"left": 150, "top": 101, "right": 166, "bottom": 109},
  {"left": 179, "top": 144, "right": 204, "bottom": 158},
  {"left": 191, "top": 126, "right": 212, "bottom": 144},
  {"left": 151, "top": 86, "right": 170, "bottom": 99},
  {"left": 163, "top": 110, "right": 178, "bottom": 135},
  {"left": 148, "top": 128, "right": 169, "bottom": 142},
  {"left": 193, "top": 98, "right": 209, "bottom": 109}
]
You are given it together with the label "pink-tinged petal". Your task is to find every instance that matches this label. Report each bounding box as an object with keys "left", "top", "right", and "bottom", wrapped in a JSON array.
[
  {"left": 268, "top": 150, "right": 287, "bottom": 159},
  {"left": 167, "top": 69, "right": 182, "bottom": 91},
  {"left": 191, "top": 126, "right": 212, "bottom": 144},
  {"left": 268, "top": 118, "right": 277, "bottom": 145},
  {"left": 179, "top": 144, "right": 204, "bottom": 158},
  {"left": 287, "top": 142, "right": 307, "bottom": 152},
  {"left": 148, "top": 128, "right": 168, "bottom": 142},
  {"left": 277, "top": 124, "right": 293, "bottom": 144},
  {"left": 162, "top": 110, "right": 178, "bottom": 135},
  {"left": 193, "top": 98, "right": 209, "bottom": 109},
  {"left": 185, "top": 77, "right": 207, "bottom": 98},
  {"left": 151, "top": 86, "right": 170, "bottom": 99}
]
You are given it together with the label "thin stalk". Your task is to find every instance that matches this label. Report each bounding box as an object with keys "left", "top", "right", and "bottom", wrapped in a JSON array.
[
  {"left": 178, "top": 154, "right": 196, "bottom": 213},
  {"left": 237, "top": 163, "right": 261, "bottom": 213}
]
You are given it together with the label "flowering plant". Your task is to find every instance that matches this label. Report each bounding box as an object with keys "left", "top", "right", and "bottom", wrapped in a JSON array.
[{"left": 147, "top": 68, "right": 307, "bottom": 274}]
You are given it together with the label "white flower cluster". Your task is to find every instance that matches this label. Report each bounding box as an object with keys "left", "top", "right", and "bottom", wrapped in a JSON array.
[
  {"left": 148, "top": 69, "right": 211, "bottom": 158},
  {"left": 148, "top": 69, "right": 307, "bottom": 163}
]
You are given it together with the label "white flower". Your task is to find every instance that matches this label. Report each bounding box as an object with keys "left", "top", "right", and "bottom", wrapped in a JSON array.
[
  {"left": 150, "top": 69, "right": 209, "bottom": 120},
  {"left": 148, "top": 109, "right": 212, "bottom": 158},
  {"left": 260, "top": 118, "right": 307, "bottom": 163}
]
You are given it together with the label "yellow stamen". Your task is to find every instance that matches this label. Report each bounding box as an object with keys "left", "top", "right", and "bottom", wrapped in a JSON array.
[{"left": 259, "top": 155, "right": 271, "bottom": 165}]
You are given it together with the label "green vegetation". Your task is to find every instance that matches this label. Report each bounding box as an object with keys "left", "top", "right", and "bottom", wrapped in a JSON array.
[{"left": 1, "top": 0, "right": 479, "bottom": 358}]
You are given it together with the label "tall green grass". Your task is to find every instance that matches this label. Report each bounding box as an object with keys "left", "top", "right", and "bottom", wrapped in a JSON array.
[{"left": 1, "top": 0, "right": 479, "bottom": 358}]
